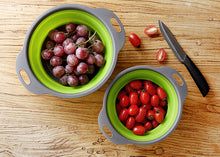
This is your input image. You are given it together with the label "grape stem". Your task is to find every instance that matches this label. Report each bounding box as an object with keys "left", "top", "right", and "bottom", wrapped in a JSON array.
[{"left": 75, "top": 31, "right": 97, "bottom": 47}]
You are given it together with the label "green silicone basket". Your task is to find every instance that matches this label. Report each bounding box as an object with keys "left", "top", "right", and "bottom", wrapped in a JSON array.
[
  {"left": 98, "top": 66, "right": 187, "bottom": 145},
  {"left": 16, "top": 4, "right": 125, "bottom": 98}
]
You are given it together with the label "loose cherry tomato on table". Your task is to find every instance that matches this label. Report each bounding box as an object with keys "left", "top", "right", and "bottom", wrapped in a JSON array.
[
  {"left": 129, "top": 92, "right": 139, "bottom": 105},
  {"left": 119, "top": 95, "right": 129, "bottom": 108},
  {"left": 128, "top": 105, "right": 139, "bottom": 116},
  {"left": 132, "top": 125, "right": 146, "bottom": 135},
  {"left": 156, "top": 48, "right": 166, "bottom": 62},
  {"left": 129, "top": 33, "right": 141, "bottom": 48},
  {"left": 155, "top": 110, "right": 164, "bottom": 123},
  {"left": 140, "top": 91, "right": 150, "bottom": 105},
  {"left": 144, "top": 25, "right": 158, "bottom": 37},
  {"left": 119, "top": 108, "right": 129, "bottom": 122},
  {"left": 151, "top": 95, "right": 160, "bottom": 107},
  {"left": 157, "top": 87, "right": 167, "bottom": 100},
  {"left": 126, "top": 117, "right": 135, "bottom": 130},
  {"left": 135, "top": 107, "right": 147, "bottom": 122}
]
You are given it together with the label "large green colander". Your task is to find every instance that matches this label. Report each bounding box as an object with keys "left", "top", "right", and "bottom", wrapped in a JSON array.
[{"left": 16, "top": 4, "right": 125, "bottom": 98}]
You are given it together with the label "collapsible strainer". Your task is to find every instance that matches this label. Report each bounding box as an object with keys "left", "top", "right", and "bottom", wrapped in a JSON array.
[
  {"left": 16, "top": 4, "right": 125, "bottom": 98},
  {"left": 98, "top": 65, "right": 187, "bottom": 145}
]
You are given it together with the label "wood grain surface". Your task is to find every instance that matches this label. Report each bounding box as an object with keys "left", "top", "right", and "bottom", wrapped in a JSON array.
[{"left": 1, "top": 0, "right": 220, "bottom": 156}]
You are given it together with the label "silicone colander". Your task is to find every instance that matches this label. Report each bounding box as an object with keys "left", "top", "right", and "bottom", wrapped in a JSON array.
[
  {"left": 16, "top": 4, "right": 125, "bottom": 98},
  {"left": 98, "top": 66, "right": 187, "bottom": 145}
]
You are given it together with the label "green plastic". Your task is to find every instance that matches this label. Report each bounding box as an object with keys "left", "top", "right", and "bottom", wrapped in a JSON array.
[
  {"left": 28, "top": 10, "right": 113, "bottom": 93},
  {"left": 107, "top": 70, "right": 178, "bottom": 141}
]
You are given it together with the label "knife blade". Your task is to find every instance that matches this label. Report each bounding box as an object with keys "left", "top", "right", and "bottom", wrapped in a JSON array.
[{"left": 158, "top": 20, "right": 209, "bottom": 97}]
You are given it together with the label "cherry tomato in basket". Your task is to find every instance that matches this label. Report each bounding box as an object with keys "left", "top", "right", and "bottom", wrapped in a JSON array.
[
  {"left": 157, "top": 87, "right": 167, "bottom": 100},
  {"left": 156, "top": 48, "right": 166, "bottom": 62},
  {"left": 135, "top": 107, "right": 147, "bottom": 122},
  {"left": 128, "top": 105, "right": 139, "bottom": 116},
  {"left": 141, "top": 103, "right": 152, "bottom": 110},
  {"left": 125, "top": 83, "right": 133, "bottom": 94},
  {"left": 129, "top": 33, "right": 141, "bottom": 48},
  {"left": 140, "top": 91, "right": 150, "bottom": 105},
  {"left": 129, "top": 80, "right": 142, "bottom": 90},
  {"left": 147, "top": 110, "right": 155, "bottom": 120},
  {"left": 155, "top": 110, "right": 164, "bottom": 123},
  {"left": 132, "top": 125, "right": 146, "bottom": 135},
  {"left": 153, "top": 106, "right": 166, "bottom": 116},
  {"left": 126, "top": 117, "right": 135, "bottom": 130},
  {"left": 116, "top": 103, "right": 122, "bottom": 116},
  {"left": 145, "top": 83, "right": 157, "bottom": 95},
  {"left": 144, "top": 121, "right": 153, "bottom": 131},
  {"left": 119, "top": 95, "right": 129, "bottom": 108},
  {"left": 160, "top": 100, "right": 167, "bottom": 107},
  {"left": 119, "top": 108, "right": 129, "bottom": 122},
  {"left": 152, "top": 120, "right": 159, "bottom": 128},
  {"left": 129, "top": 92, "right": 139, "bottom": 105},
  {"left": 151, "top": 95, "right": 160, "bottom": 107},
  {"left": 117, "top": 90, "right": 127, "bottom": 100},
  {"left": 144, "top": 25, "right": 158, "bottom": 37}
]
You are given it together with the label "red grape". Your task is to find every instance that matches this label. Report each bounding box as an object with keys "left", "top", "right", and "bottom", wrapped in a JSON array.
[
  {"left": 62, "top": 38, "right": 73, "bottom": 47},
  {"left": 46, "top": 40, "right": 55, "bottom": 49},
  {"left": 54, "top": 32, "right": 66, "bottom": 43},
  {"left": 76, "top": 47, "right": 89, "bottom": 60},
  {"left": 65, "top": 23, "right": 75, "bottom": 33},
  {"left": 71, "top": 34, "right": 78, "bottom": 42},
  {"left": 41, "top": 49, "right": 53, "bottom": 60},
  {"left": 52, "top": 66, "right": 65, "bottom": 77},
  {"left": 67, "top": 75, "right": 79, "bottom": 86},
  {"left": 48, "top": 29, "right": 58, "bottom": 40},
  {"left": 93, "top": 40, "right": 104, "bottom": 53},
  {"left": 53, "top": 45, "right": 65, "bottom": 57},
  {"left": 65, "top": 64, "right": 74, "bottom": 74},
  {"left": 76, "top": 37, "right": 86, "bottom": 45},
  {"left": 59, "top": 75, "right": 68, "bottom": 85},
  {"left": 66, "top": 54, "right": 79, "bottom": 67},
  {"left": 50, "top": 56, "right": 62, "bottom": 66},
  {"left": 77, "top": 62, "right": 88, "bottom": 74},
  {"left": 64, "top": 42, "right": 76, "bottom": 54},
  {"left": 79, "top": 75, "right": 89, "bottom": 85},
  {"left": 87, "top": 64, "right": 95, "bottom": 75},
  {"left": 95, "top": 54, "right": 105, "bottom": 67},
  {"left": 86, "top": 54, "right": 95, "bottom": 64},
  {"left": 76, "top": 25, "right": 88, "bottom": 37}
]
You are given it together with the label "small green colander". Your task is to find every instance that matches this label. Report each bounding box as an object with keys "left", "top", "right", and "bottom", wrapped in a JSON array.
[
  {"left": 98, "top": 66, "right": 187, "bottom": 145},
  {"left": 16, "top": 4, "right": 125, "bottom": 98}
]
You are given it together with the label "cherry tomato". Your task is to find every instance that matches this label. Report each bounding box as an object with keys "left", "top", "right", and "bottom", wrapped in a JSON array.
[
  {"left": 144, "top": 25, "right": 158, "bottom": 37},
  {"left": 126, "top": 117, "right": 135, "bottom": 130},
  {"left": 144, "top": 83, "right": 157, "bottom": 95},
  {"left": 134, "top": 122, "right": 143, "bottom": 127},
  {"left": 151, "top": 95, "right": 160, "bottom": 107},
  {"left": 136, "top": 99, "right": 142, "bottom": 106},
  {"left": 128, "top": 105, "right": 139, "bottom": 116},
  {"left": 140, "top": 91, "right": 150, "bottom": 105},
  {"left": 157, "top": 87, "right": 167, "bottom": 100},
  {"left": 135, "top": 107, "right": 147, "bottom": 122},
  {"left": 143, "top": 80, "right": 152, "bottom": 86},
  {"left": 116, "top": 103, "right": 122, "bottom": 116},
  {"left": 117, "top": 90, "right": 127, "bottom": 100},
  {"left": 119, "top": 108, "right": 129, "bottom": 122},
  {"left": 129, "top": 92, "right": 138, "bottom": 105},
  {"left": 129, "top": 80, "right": 142, "bottom": 90},
  {"left": 144, "top": 121, "right": 153, "bottom": 131},
  {"left": 141, "top": 103, "right": 152, "bottom": 110},
  {"left": 156, "top": 48, "right": 166, "bottom": 62},
  {"left": 129, "top": 33, "right": 141, "bottom": 48},
  {"left": 132, "top": 126, "right": 146, "bottom": 135},
  {"left": 125, "top": 83, "right": 133, "bottom": 94},
  {"left": 160, "top": 100, "right": 167, "bottom": 107},
  {"left": 119, "top": 95, "right": 129, "bottom": 108},
  {"left": 153, "top": 106, "right": 166, "bottom": 116},
  {"left": 152, "top": 120, "right": 159, "bottom": 128},
  {"left": 147, "top": 110, "right": 155, "bottom": 120},
  {"left": 155, "top": 110, "right": 164, "bottom": 123},
  {"left": 141, "top": 118, "right": 147, "bottom": 124}
]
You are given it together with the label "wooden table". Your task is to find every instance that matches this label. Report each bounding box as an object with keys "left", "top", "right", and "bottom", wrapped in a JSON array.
[{"left": 1, "top": 0, "right": 220, "bottom": 156}]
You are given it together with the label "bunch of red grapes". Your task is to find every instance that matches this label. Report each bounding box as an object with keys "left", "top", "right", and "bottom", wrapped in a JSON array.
[{"left": 41, "top": 23, "right": 105, "bottom": 86}]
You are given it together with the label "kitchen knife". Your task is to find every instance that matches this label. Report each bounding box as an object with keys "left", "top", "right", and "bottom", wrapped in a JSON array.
[{"left": 158, "top": 20, "right": 209, "bottom": 97}]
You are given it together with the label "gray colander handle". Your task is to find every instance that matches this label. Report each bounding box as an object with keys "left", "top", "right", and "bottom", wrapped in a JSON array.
[
  {"left": 98, "top": 108, "right": 129, "bottom": 145},
  {"left": 157, "top": 66, "right": 188, "bottom": 102},
  {"left": 92, "top": 8, "right": 125, "bottom": 54},
  {"left": 15, "top": 48, "right": 48, "bottom": 95}
]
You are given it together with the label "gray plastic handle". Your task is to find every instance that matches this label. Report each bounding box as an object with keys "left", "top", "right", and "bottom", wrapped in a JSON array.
[
  {"left": 92, "top": 8, "right": 125, "bottom": 54},
  {"left": 16, "top": 48, "right": 48, "bottom": 95}
]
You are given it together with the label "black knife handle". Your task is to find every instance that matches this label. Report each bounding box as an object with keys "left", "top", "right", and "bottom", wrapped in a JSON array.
[{"left": 183, "top": 55, "right": 209, "bottom": 97}]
